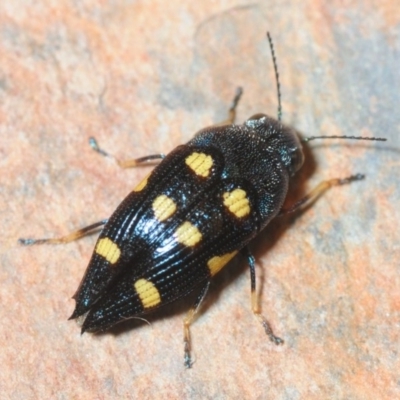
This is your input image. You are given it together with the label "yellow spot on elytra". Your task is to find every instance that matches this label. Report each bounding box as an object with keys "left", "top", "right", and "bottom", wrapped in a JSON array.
[
  {"left": 223, "top": 188, "right": 250, "bottom": 218},
  {"left": 95, "top": 237, "right": 121, "bottom": 265},
  {"left": 185, "top": 152, "right": 213, "bottom": 177},
  {"left": 133, "top": 173, "right": 150, "bottom": 192},
  {"left": 207, "top": 251, "right": 238, "bottom": 276},
  {"left": 134, "top": 278, "right": 161, "bottom": 308},
  {"left": 152, "top": 195, "right": 177, "bottom": 222},
  {"left": 174, "top": 221, "right": 202, "bottom": 247}
]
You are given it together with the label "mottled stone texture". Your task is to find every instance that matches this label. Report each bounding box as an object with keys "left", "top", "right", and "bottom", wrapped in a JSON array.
[{"left": 1, "top": 1, "right": 399, "bottom": 399}]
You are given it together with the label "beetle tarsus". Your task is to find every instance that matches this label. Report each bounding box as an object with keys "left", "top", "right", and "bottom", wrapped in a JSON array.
[
  {"left": 262, "top": 320, "right": 284, "bottom": 345},
  {"left": 18, "top": 238, "right": 36, "bottom": 246},
  {"left": 184, "top": 340, "right": 193, "bottom": 369}
]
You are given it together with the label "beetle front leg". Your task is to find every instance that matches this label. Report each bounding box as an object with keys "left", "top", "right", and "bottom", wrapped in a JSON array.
[
  {"left": 212, "top": 87, "right": 243, "bottom": 127},
  {"left": 279, "top": 174, "right": 365, "bottom": 215}
]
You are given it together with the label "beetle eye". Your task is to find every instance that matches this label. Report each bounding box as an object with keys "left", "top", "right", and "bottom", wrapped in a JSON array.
[
  {"left": 244, "top": 113, "right": 268, "bottom": 129},
  {"left": 246, "top": 113, "right": 267, "bottom": 122}
]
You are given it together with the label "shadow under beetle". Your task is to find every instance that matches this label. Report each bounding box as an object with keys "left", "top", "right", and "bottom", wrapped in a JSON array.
[{"left": 20, "top": 33, "right": 385, "bottom": 368}]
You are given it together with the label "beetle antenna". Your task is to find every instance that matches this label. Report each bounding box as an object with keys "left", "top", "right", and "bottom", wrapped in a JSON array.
[
  {"left": 302, "top": 135, "right": 386, "bottom": 143},
  {"left": 267, "top": 32, "right": 282, "bottom": 122},
  {"left": 265, "top": 34, "right": 386, "bottom": 144}
]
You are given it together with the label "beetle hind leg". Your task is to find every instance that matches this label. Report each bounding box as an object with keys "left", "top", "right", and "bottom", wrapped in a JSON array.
[{"left": 18, "top": 219, "right": 108, "bottom": 246}]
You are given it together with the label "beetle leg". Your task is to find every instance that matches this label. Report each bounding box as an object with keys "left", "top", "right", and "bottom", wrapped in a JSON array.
[
  {"left": 226, "top": 86, "right": 243, "bottom": 125},
  {"left": 18, "top": 219, "right": 108, "bottom": 246},
  {"left": 279, "top": 174, "right": 365, "bottom": 215},
  {"left": 183, "top": 281, "right": 210, "bottom": 368},
  {"left": 89, "top": 137, "right": 165, "bottom": 168},
  {"left": 242, "top": 247, "right": 284, "bottom": 345},
  {"left": 213, "top": 86, "right": 243, "bottom": 126}
]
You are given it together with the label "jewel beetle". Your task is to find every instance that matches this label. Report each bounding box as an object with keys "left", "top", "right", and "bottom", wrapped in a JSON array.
[{"left": 20, "top": 33, "right": 386, "bottom": 368}]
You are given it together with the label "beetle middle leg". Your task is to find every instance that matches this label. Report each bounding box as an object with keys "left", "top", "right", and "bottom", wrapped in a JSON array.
[
  {"left": 89, "top": 137, "right": 165, "bottom": 168},
  {"left": 19, "top": 136, "right": 168, "bottom": 246},
  {"left": 183, "top": 281, "right": 210, "bottom": 368},
  {"left": 242, "top": 247, "right": 284, "bottom": 345},
  {"left": 89, "top": 86, "right": 243, "bottom": 168}
]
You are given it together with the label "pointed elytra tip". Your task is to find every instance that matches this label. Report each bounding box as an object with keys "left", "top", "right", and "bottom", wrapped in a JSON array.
[
  {"left": 69, "top": 309, "right": 89, "bottom": 335},
  {"left": 68, "top": 310, "right": 78, "bottom": 321}
]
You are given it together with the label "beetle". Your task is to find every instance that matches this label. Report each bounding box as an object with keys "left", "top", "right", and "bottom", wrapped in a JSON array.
[{"left": 20, "top": 33, "right": 385, "bottom": 367}]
